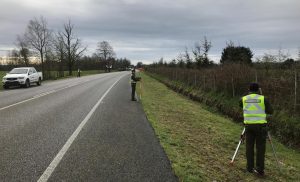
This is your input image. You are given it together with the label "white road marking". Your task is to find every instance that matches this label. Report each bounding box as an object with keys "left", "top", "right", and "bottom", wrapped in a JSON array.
[
  {"left": 0, "top": 76, "right": 108, "bottom": 112},
  {"left": 0, "top": 97, "right": 37, "bottom": 111},
  {"left": 37, "top": 75, "right": 125, "bottom": 182},
  {"left": 0, "top": 87, "right": 69, "bottom": 111}
]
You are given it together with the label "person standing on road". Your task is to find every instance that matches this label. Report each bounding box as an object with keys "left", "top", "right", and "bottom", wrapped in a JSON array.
[
  {"left": 131, "top": 68, "right": 141, "bottom": 101},
  {"left": 239, "top": 83, "right": 273, "bottom": 176},
  {"left": 77, "top": 69, "right": 81, "bottom": 77}
]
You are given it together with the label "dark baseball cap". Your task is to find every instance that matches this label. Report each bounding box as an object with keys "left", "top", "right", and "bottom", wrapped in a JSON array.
[{"left": 249, "top": 83, "right": 259, "bottom": 92}]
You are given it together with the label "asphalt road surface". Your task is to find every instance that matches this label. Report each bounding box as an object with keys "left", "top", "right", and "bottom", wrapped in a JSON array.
[{"left": 0, "top": 72, "right": 177, "bottom": 182}]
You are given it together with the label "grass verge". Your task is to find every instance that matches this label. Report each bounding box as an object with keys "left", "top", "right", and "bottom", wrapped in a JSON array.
[
  {"left": 0, "top": 71, "right": 6, "bottom": 90},
  {"left": 146, "top": 72, "right": 300, "bottom": 148},
  {"left": 0, "top": 71, "right": 6, "bottom": 80},
  {"left": 137, "top": 72, "right": 300, "bottom": 181},
  {"left": 45, "top": 70, "right": 106, "bottom": 80}
]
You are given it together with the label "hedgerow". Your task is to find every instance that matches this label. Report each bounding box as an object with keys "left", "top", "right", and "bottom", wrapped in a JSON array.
[{"left": 146, "top": 64, "right": 300, "bottom": 148}]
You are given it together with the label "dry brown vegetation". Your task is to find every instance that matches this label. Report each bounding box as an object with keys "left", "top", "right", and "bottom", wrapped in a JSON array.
[{"left": 146, "top": 63, "right": 300, "bottom": 147}]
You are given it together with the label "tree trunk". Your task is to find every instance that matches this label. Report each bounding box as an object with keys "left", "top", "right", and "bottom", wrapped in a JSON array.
[
  {"left": 40, "top": 50, "right": 45, "bottom": 79},
  {"left": 69, "top": 62, "right": 73, "bottom": 76}
]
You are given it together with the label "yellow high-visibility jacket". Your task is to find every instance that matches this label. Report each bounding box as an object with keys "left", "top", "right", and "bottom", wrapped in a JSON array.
[{"left": 242, "top": 94, "right": 267, "bottom": 124}]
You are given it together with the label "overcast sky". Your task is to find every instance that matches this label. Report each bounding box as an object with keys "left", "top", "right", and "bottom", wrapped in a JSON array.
[{"left": 0, "top": 0, "right": 299, "bottom": 64}]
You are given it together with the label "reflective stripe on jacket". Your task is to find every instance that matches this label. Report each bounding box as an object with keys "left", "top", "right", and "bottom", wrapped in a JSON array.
[{"left": 242, "top": 94, "right": 267, "bottom": 124}]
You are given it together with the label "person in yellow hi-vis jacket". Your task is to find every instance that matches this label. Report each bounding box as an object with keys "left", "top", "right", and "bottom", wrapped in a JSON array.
[
  {"left": 239, "top": 83, "right": 273, "bottom": 177},
  {"left": 131, "top": 68, "right": 141, "bottom": 101}
]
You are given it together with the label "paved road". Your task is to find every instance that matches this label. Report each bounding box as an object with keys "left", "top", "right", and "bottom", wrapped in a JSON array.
[{"left": 0, "top": 72, "right": 177, "bottom": 182}]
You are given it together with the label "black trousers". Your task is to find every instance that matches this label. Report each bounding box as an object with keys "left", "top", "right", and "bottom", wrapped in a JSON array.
[
  {"left": 131, "top": 83, "right": 136, "bottom": 100},
  {"left": 245, "top": 124, "right": 267, "bottom": 172}
]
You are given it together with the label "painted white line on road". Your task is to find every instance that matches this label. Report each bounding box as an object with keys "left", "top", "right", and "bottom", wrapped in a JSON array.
[
  {"left": 37, "top": 74, "right": 125, "bottom": 182},
  {"left": 0, "top": 97, "right": 37, "bottom": 111},
  {"left": 0, "top": 75, "right": 110, "bottom": 112},
  {"left": 0, "top": 87, "right": 69, "bottom": 111}
]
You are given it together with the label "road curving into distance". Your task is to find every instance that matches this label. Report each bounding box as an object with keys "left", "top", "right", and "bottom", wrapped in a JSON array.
[{"left": 0, "top": 71, "right": 177, "bottom": 182}]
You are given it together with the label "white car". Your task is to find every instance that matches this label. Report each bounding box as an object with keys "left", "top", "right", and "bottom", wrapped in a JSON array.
[{"left": 2, "top": 67, "right": 43, "bottom": 89}]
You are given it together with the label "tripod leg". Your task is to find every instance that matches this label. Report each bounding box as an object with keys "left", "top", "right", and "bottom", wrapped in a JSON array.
[
  {"left": 268, "top": 132, "right": 281, "bottom": 172},
  {"left": 230, "top": 140, "right": 242, "bottom": 164},
  {"left": 230, "top": 128, "right": 246, "bottom": 164}
]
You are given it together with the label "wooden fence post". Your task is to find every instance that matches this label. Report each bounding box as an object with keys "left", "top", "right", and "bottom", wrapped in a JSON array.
[
  {"left": 213, "top": 74, "right": 216, "bottom": 91},
  {"left": 203, "top": 75, "right": 206, "bottom": 89},
  {"left": 172, "top": 70, "right": 175, "bottom": 80},
  {"left": 295, "top": 70, "right": 298, "bottom": 113},
  {"left": 194, "top": 72, "right": 197, "bottom": 87},
  {"left": 255, "top": 70, "right": 258, "bottom": 82},
  {"left": 231, "top": 76, "right": 235, "bottom": 97},
  {"left": 187, "top": 71, "right": 189, "bottom": 85}
]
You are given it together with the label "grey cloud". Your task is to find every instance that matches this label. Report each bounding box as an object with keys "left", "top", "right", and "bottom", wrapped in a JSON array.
[{"left": 0, "top": 0, "right": 299, "bottom": 62}]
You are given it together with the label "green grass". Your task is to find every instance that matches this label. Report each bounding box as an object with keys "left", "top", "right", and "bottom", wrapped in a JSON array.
[
  {"left": 45, "top": 70, "right": 106, "bottom": 80},
  {"left": 147, "top": 72, "right": 300, "bottom": 148},
  {"left": 80, "top": 70, "right": 106, "bottom": 76},
  {"left": 0, "top": 71, "right": 6, "bottom": 90},
  {"left": 137, "top": 73, "right": 300, "bottom": 181},
  {"left": 0, "top": 71, "right": 6, "bottom": 79}
]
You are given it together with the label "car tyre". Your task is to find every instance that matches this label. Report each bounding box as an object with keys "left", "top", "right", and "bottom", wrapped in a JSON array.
[
  {"left": 24, "top": 79, "right": 30, "bottom": 88},
  {"left": 37, "top": 78, "right": 41, "bottom": 86},
  {"left": 3, "top": 85, "right": 8, "bottom": 89}
]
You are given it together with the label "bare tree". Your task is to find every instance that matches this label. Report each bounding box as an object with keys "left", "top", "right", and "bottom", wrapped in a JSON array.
[
  {"left": 193, "top": 42, "right": 203, "bottom": 69},
  {"left": 184, "top": 47, "right": 193, "bottom": 69},
  {"left": 53, "top": 32, "right": 66, "bottom": 77},
  {"left": 96, "top": 41, "right": 115, "bottom": 60},
  {"left": 256, "top": 53, "right": 277, "bottom": 73},
  {"left": 61, "top": 20, "right": 86, "bottom": 75},
  {"left": 158, "top": 57, "right": 164, "bottom": 66},
  {"left": 176, "top": 53, "right": 185, "bottom": 68},
  {"left": 277, "top": 46, "right": 290, "bottom": 62},
  {"left": 96, "top": 41, "right": 116, "bottom": 71},
  {"left": 16, "top": 35, "right": 30, "bottom": 66},
  {"left": 24, "top": 16, "right": 52, "bottom": 77},
  {"left": 8, "top": 49, "right": 20, "bottom": 66},
  {"left": 44, "top": 44, "right": 56, "bottom": 79},
  {"left": 192, "top": 36, "right": 212, "bottom": 68},
  {"left": 226, "top": 40, "right": 235, "bottom": 47},
  {"left": 201, "top": 36, "right": 212, "bottom": 66}
]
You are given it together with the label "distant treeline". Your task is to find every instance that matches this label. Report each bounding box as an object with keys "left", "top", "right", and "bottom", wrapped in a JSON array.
[
  {"left": 147, "top": 37, "right": 300, "bottom": 116},
  {"left": 147, "top": 63, "right": 300, "bottom": 114},
  {"left": 0, "top": 56, "right": 131, "bottom": 78},
  {"left": 0, "top": 16, "right": 132, "bottom": 79},
  {"left": 145, "top": 38, "right": 300, "bottom": 147}
]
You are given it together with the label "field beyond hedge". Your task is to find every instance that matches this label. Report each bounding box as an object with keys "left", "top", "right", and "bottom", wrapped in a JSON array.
[{"left": 137, "top": 72, "right": 300, "bottom": 181}]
